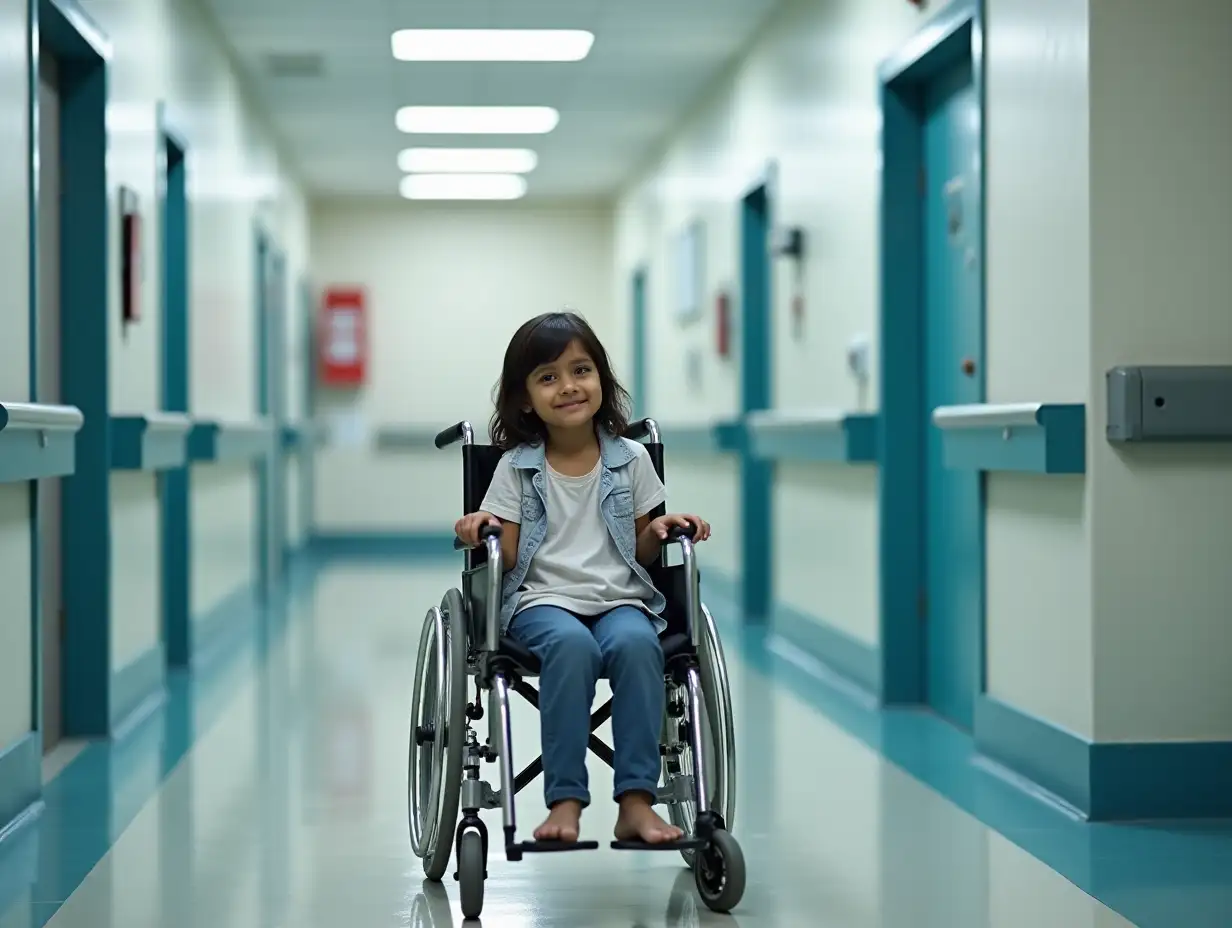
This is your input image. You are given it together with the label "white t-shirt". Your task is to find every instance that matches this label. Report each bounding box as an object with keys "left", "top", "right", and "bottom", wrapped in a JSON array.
[{"left": 480, "top": 439, "right": 668, "bottom": 618}]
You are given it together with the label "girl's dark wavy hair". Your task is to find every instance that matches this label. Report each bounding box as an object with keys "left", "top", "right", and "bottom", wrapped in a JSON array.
[{"left": 489, "top": 311, "right": 632, "bottom": 450}]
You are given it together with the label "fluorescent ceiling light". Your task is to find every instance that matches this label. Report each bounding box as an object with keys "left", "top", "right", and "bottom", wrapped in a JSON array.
[
  {"left": 399, "top": 173, "right": 528, "bottom": 201},
  {"left": 396, "top": 106, "right": 559, "bottom": 135},
  {"left": 398, "top": 148, "right": 538, "bottom": 174},
  {"left": 391, "top": 29, "right": 594, "bottom": 62}
]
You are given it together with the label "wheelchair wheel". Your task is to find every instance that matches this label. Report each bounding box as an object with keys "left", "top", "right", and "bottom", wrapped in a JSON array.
[
  {"left": 663, "top": 602, "right": 737, "bottom": 868},
  {"left": 694, "top": 828, "right": 746, "bottom": 913},
  {"left": 407, "top": 589, "right": 469, "bottom": 882},
  {"left": 457, "top": 829, "right": 485, "bottom": 919}
]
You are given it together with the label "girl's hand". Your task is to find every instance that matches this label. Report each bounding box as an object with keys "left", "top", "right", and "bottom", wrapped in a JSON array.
[
  {"left": 649, "top": 513, "right": 711, "bottom": 543},
  {"left": 455, "top": 511, "right": 500, "bottom": 546}
]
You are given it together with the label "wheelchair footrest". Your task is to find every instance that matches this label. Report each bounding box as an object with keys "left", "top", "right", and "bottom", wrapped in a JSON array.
[
  {"left": 610, "top": 837, "right": 706, "bottom": 852},
  {"left": 510, "top": 839, "right": 600, "bottom": 856}
]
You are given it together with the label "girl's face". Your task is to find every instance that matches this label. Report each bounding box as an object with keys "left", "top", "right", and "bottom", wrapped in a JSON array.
[{"left": 524, "top": 338, "right": 603, "bottom": 434}]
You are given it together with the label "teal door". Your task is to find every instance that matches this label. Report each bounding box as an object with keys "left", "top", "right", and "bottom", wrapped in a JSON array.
[
  {"left": 922, "top": 58, "right": 983, "bottom": 729},
  {"left": 739, "top": 185, "right": 772, "bottom": 621},
  {"left": 630, "top": 269, "right": 648, "bottom": 417}
]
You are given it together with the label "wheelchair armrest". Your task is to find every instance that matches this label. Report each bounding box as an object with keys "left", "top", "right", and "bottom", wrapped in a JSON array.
[{"left": 434, "top": 421, "right": 475, "bottom": 449}]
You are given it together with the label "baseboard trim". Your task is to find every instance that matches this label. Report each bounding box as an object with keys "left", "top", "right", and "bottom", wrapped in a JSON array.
[
  {"left": 308, "top": 531, "right": 457, "bottom": 561},
  {"left": 702, "top": 569, "right": 880, "bottom": 696},
  {"left": 0, "top": 733, "right": 42, "bottom": 849},
  {"left": 110, "top": 643, "right": 168, "bottom": 737},
  {"left": 192, "top": 583, "right": 261, "bottom": 672},
  {"left": 975, "top": 694, "right": 1232, "bottom": 821},
  {"left": 706, "top": 569, "right": 1232, "bottom": 822}
]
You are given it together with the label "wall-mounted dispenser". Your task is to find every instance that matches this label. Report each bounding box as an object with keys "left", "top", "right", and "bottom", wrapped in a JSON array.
[{"left": 1106, "top": 365, "right": 1232, "bottom": 442}]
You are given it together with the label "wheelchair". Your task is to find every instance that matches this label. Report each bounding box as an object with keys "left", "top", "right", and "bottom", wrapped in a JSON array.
[{"left": 407, "top": 417, "right": 745, "bottom": 921}]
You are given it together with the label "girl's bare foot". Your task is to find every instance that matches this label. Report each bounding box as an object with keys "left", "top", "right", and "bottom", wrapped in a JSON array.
[
  {"left": 613, "top": 792, "right": 684, "bottom": 844},
  {"left": 534, "top": 799, "right": 583, "bottom": 842}
]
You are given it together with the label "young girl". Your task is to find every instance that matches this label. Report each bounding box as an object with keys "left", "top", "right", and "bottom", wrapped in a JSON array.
[{"left": 454, "top": 311, "right": 711, "bottom": 847}]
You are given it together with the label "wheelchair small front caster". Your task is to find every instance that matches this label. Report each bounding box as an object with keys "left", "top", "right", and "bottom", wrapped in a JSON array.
[
  {"left": 693, "top": 829, "right": 745, "bottom": 913},
  {"left": 457, "top": 830, "right": 486, "bottom": 919}
]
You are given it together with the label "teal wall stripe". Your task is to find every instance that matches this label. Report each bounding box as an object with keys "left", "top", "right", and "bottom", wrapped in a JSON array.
[
  {"left": 47, "top": 0, "right": 114, "bottom": 737},
  {"left": 306, "top": 531, "right": 457, "bottom": 562}
]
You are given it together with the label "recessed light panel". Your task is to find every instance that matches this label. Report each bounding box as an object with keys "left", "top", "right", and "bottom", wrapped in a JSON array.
[
  {"left": 391, "top": 29, "right": 594, "bottom": 62},
  {"left": 399, "top": 173, "right": 528, "bottom": 200},
  {"left": 395, "top": 106, "right": 560, "bottom": 135},
  {"left": 398, "top": 148, "right": 538, "bottom": 174}
]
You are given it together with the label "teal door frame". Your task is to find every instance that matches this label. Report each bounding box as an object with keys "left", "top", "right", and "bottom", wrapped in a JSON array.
[
  {"left": 877, "top": 0, "right": 986, "bottom": 707},
  {"left": 630, "top": 267, "right": 648, "bottom": 417},
  {"left": 254, "top": 229, "right": 273, "bottom": 601},
  {"left": 738, "top": 169, "right": 775, "bottom": 622},
  {"left": 268, "top": 250, "right": 288, "bottom": 581},
  {"left": 157, "top": 104, "right": 192, "bottom": 667},
  {"left": 300, "top": 277, "right": 316, "bottom": 542},
  {"left": 34, "top": 0, "right": 115, "bottom": 738}
]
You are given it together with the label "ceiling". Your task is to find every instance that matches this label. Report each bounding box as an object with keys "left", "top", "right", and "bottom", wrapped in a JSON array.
[{"left": 199, "top": 0, "right": 784, "bottom": 201}]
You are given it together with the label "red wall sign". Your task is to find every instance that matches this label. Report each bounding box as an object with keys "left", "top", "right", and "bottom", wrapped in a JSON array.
[
  {"left": 716, "top": 291, "right": 731, "bottom": 358},
  {"left": 319, "top": 286, "right": 368, "bottom": 387},
  {"left": 120, "top": 187, "right": 141, "bottom": 325}
]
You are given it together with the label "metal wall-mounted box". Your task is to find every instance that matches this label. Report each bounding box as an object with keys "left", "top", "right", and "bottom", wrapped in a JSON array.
[{"left": 1106, "top": 365, "right": 1232, "bottom": 442}]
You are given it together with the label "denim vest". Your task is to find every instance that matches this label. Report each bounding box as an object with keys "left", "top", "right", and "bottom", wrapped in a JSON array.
[{"left": 497, "top": 430, "right": 667, "bottom": 634}]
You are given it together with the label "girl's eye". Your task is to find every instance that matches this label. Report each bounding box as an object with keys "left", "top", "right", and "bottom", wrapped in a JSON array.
[
  {"left": 575, "top": 366, "right": 592, "bottom": 376},
  {"left": 540, "top": 374, "right": 555, "bottom": 384}
]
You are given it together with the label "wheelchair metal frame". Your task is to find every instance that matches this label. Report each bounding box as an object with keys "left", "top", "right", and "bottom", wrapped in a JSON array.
[{"left": 408, "top": 417, "right": 745, "bottom": 919}]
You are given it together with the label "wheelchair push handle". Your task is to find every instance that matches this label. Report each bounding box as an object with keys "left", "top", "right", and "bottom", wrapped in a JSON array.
[
  {"left": 434, "top": 421, "right": 475, "bottom": 449},
  {"left": 453, "top": 519, "right": 503, "bottom": 550},
  {"left": 666, "top": 522, "right": 697, "bottom": 541}
]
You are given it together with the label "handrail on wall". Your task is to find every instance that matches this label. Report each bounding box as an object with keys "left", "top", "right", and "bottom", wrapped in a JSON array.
[
  {"left": 930, "top": 401, "right": 1086, "bottom": 474},
  {"left": 0, "top": 401, "right": 85, "bottom": 432},
  {"left": 0, "top": 400, "right": 86, "bottom": 482},
  {"left": 932, "top": 402, "right": 1051, "bottom": 429},
  {"left": 745, "top": 408, "right": 877, "bottom": 464}
]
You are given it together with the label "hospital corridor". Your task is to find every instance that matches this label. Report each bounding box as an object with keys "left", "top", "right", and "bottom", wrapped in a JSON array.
[{"left": 2, "top": 0, "right": 1232, "bottom": 925}]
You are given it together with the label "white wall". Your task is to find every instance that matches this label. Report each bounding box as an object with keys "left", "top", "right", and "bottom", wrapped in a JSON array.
[
  {"left": 615, "top": 0, "right": 1104, "bottom": 744},
  {"left": 74, "top": 0, "right": 310, "bottom": 661},
  {"left": 1087, "top": 0, "right": 1232, "bottom": 743},
  {"left": 614, "top": 0, "right": 937, "bottom": 646},
  {"left": 0, "top": 0, "right": 32, "bottom": 748},
  {"left": 309, "top": 202, "right": 614, "bottom": 533},
  {"left": 982, "top": 0, "right": 1093, "bottom": 737}
]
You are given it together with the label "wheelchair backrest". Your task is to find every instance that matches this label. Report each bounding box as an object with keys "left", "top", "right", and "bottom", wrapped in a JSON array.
[{"left": 458, "top": 434, "right": 667, "bottom": 572}]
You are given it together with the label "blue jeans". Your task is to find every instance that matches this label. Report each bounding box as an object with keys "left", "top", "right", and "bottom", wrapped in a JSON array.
[{"left": 508, "top": 604, "right": 665, "bottom": 808}]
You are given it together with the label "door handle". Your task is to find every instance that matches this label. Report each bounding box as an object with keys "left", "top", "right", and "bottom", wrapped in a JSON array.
[{"left": 961, "top": 357, "right": 976, "bottom": 377}]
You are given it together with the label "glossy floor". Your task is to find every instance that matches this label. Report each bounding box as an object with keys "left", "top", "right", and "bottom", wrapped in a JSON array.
[{"left": 0, "top": 561, "right": 1227, "bottom": 927}]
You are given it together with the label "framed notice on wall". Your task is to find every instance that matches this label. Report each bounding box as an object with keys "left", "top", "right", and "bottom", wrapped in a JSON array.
[{"left": 674, "top": 218, "right": 705, "bottom": 324}]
